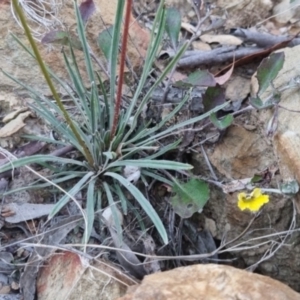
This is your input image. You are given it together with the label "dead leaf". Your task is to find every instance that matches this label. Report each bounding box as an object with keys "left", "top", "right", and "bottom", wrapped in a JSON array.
[
  {"left": 0, "top": 285, "right": 11, "bottom": 294},
  {"left": 4, "top": 203, "right": 56, "bottom": 223},
  {"left": 193, "top": 40, "right": 211, "bottom": 51},
  {"left": 0, "top": 111, "right": 32, "bottom": 137},
  {"left": 201, "top": 34, "right": 243, "bottom": 46},
  {"left": 214, "top": 60, "right": 234, "bottom": 85},
  {"left": 225, "top": 75, "right": 251, "bottom": 102},
  {"left": 2, "top": 108, "right": 28, "bottom": 123},
  {"left": 102, "top": 207, "right": 146, "bottom": 279},
  {"left": 181, "top": 22, "right": 196, "bottom": 34},
  {"left": 0, "top": 252, "right": 15, "bottom": 274},
  {"left": 216, "top": 37, "right": 294, "bottom": 76}
]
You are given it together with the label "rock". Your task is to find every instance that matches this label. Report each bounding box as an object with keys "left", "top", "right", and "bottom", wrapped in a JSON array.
[
  {"left": 36, "top": 252, "right": 135, "bottom": 300},
  {"left": 208, "top": 125, "right": 274, "bottom": 179},
  {"left": 192, "top": 46, "right": 300, "bottom": 292},
  {"left": 252, "top": 45, "right": 300, "bottom": 183},
  {"left": 118, "top": 264, "right": 300, "bottom": 300}
]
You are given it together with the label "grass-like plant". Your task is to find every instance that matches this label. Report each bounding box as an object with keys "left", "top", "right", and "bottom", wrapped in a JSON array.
[{"left": 1, "top": 0, "right": 228, "bottom": 245}]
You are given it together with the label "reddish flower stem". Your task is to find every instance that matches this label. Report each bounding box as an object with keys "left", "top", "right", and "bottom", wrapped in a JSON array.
[{"left": 110, "top": 0, "right": 132, "bottom": 140}]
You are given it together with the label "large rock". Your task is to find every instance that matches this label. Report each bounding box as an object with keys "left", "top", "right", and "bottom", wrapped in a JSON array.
[
  {"left": 36, "top": 252, "right": 135, "bottom": 300},
  {"left": 252, "top": 45, "right": 300, "bottom": 184},
  {"left": 118, "top": 264, "right": 300, "bottom": 300},
  {"left": 191, "top": 45, "right": 300, "bottom": 291}
]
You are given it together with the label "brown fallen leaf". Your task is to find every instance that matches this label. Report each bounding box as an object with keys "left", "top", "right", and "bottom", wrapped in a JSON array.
[
  {"left": 4, "top": 203, "right": 56, "bottom": 223},
  {"left": 214, "top": 60, "right": 235, "bottom": 85},
  {"left": 215, "top": 37, "right": 294, "bottom": 76},
  {"left": 2, "top": 108, "right": 28, "bottom": 123},
  {"left": 0, "top": 111, "right": 32, "bottom": 138},
  {"left": 201, "top": 34, "right": 243, "bottom": 46}
]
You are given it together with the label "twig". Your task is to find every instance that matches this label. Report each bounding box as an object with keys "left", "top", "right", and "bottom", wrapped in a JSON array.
[
  {"left": 200, "top": 144, "right": 218, "bottom": 181},
  {"left": 177, "top": 46, "right": 261, "bottom": 68},
  {"left": 231, "top": 28, "right": 299, "bottom": 48}
]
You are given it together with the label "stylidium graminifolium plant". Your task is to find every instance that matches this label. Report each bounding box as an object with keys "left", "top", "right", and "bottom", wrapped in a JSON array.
[{"left": 1, "top": 0, "right": 229, "bottom": 245}]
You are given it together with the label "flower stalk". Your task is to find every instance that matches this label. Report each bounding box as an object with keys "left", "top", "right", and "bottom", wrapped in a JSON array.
[{"left": 110, "top": 0, "right": 132, "bottom": 140}]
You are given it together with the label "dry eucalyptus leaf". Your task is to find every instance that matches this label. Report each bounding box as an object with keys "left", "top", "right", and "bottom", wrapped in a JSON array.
[
  {"left": 0, "top": 111, "right": 32, "bottom": 138},
  {"left": 4, "top": 203, "right": 55, "bottom": 223},
  {"left": 2, "top": 108, "right": 28, "bottom": 123},
  {"left": 200, "top": 34, "right": 243, "bottom": 46}
]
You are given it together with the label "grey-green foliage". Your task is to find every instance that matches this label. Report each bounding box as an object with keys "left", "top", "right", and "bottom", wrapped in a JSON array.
[
  {"left": 170, "top": 178, "right": 210, "bottom": 218},
  {"left": 1, "top": 0, "right": 228, "bottom": 245},
  {"left": 250, "top": 52, "right": 285, "bottom": 109}
]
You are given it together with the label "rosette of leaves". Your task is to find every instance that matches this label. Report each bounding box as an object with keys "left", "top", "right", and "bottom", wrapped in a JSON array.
[{"left": 1, "top": 0, "right": 228, "bottom": 244}]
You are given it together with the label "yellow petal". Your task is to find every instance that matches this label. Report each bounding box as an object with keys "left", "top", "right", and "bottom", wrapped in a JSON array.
[
  {"left": 251, "top": 188, "right": 262, "bottom": 198},
  {"left": 238, "top": 192, "right": 247, "bottom": 202},
  {"left": 248, "top": 195, "right": 269, "bottom": 212},
  {"left": 237, "top": 198, "right": 248, "bottom": 210}
]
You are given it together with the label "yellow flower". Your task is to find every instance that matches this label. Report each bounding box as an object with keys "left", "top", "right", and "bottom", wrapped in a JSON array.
[{"left": 237, "top": 188, "right": 269, "bottom": 212}]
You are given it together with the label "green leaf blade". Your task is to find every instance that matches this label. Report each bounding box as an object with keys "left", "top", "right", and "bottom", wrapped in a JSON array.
[
  {"left": 165, "top": 7, "right": 181, "bottom": 49},
  {"left": 209, "top": 113, "right": 233, "bottom": 130},
  {"left": 104, "top": 172, "right": 168, "bottom": 244},
  {"left": 256, "top": 52, "right": 285, "bottom": 96},
  {"left": 170, "top": 178, "right": 210, "bottom": 218}
]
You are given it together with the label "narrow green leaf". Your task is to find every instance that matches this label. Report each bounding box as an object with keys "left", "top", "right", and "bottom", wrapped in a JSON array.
[
  {"left": 122, "top": 0, "right": 167, "bottom": 130},
  {"left": 114, "top": 184, "right": 128, "bottom": 215},
  {"left": 104, "top": 172, "right": 168, "bottom": 244},
  {"left": 1, "top": 173, "right": 85, "bottom": 196},
  {"left": 109, "top": 159, "right": 193, "bottom": 170},
  {"left": 126, "top": 200, "right": 146, "bottom": 232},
  {"left": 75, "top": 0, "right": 95, "bottom": 83},
  {"left": 141, "top": 170, "right": 173, "bottom": 186},
  {"left": 133, "top": 101, "right": 229, "bottom": 147},
  {"left": 83, "top": 179, "right": 96, "bottom": 244},
  {"left": 109, "top": 0, "right": 126, "bottom": 128},
  {"left": 0, "top": 155, "right": 85, "bottom": 174},
  {"left": 48, "top": 171, "right": 94, "bottom": 219},
  {"left": 249, "top": 96, "right": 264, "bottom": 109},
  {"left": 256, "top": 52, "right": 285, "bottom": 96},
  {"left": 146, "top": 140, "right": 181, "bottom": 160},
  {"left": 170, "top": 178, "right": 210, "bottom": 218},
  {"left": 209, "top": 113, "right": 233, "bottom": 129},
  {"left": 165, "top": 7, "right": 181, "bottom": 49}
]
